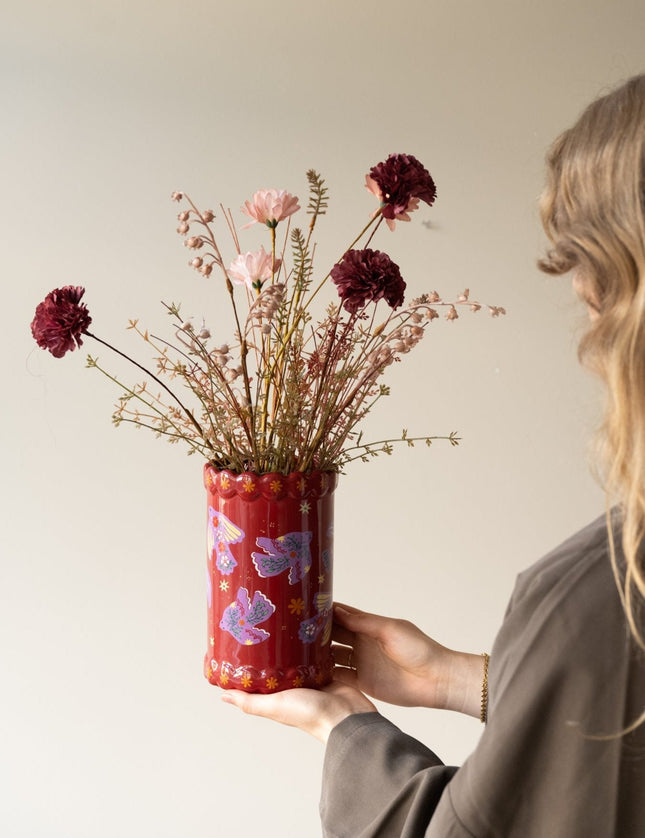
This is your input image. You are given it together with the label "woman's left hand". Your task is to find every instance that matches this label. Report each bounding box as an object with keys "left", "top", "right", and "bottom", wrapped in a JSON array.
[{"left": 220, "top": 680, "right": 376, "bottom": 743}]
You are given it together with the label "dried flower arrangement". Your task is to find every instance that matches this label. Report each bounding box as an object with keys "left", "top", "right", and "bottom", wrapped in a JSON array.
[{"left": 31, "top": 154, "right": 504, "bottom": 474}]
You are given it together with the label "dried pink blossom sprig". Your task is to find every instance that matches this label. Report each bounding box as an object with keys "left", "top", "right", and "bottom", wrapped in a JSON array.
[
  {"left": 285, "top": 288, "right": 502, "bottom": 470},
  {"left": 31, "top": 158, "right": 505, "bottom": 473}
]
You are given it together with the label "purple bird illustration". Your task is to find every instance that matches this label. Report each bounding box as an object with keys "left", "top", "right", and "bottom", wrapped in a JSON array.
[
  {"left": 298, "top": 593, "right": 333, "bottom": 645},
  {"left": 219, "top": 587, "right": 276, "bottom": 646},
  {"left": 207, "top": 507, "right": 245, "bottom": 575},
  {"left": 252, "top": 531, "right": 313, "bottom": 585}
]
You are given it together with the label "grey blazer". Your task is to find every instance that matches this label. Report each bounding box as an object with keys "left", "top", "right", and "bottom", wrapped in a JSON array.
[{"left": 320, "top": 515, "right": 645, "bottom": 837}]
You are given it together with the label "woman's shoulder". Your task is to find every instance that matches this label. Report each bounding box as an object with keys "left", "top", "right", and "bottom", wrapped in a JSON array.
[
  {"left": 507, "top": 511, "right": 618, "bottom": 619},
  {"left": 490, "top": 510, "right": 631, "bottom": 708}
]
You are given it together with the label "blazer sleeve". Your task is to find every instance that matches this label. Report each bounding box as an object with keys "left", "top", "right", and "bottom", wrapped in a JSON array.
[{"left": 320, "top": 712, "right": 459, "bottom": 838}]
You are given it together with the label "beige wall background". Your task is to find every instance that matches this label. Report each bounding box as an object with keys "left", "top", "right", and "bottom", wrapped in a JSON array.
[{"left": 3, "top": 1, "right": 643, "bottom": 835}]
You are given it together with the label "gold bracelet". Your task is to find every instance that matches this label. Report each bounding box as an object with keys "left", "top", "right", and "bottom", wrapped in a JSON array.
[{"left": 480, "top": 653, "right": 490, "bottom": 724}]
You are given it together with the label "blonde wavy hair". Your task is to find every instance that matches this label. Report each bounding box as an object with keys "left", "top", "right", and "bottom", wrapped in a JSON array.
[{"left": 538, "top": 74, "right": 645, "bottom": 670}]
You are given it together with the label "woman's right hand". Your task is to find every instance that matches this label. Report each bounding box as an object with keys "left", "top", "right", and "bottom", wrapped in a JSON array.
[{"left": 331, "top": 603, "right": 485, "bottom": 718}]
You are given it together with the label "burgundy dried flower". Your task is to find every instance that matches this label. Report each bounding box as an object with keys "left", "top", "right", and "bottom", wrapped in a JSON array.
[
  {"left": 366, "top": 153, "right": 436, "bottom": 230},
  {"left": 31, "top": 286, "right": 92, "bottom": 358},
  {"left": 330, "top": 249, "right": 406, "bottom": 314}
]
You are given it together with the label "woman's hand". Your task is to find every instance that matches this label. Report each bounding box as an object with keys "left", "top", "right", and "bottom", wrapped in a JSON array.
[
  {"left": 332, "top": 603, "right": 484, "bottom": 718},
  {"left": 220, "top": 604, "right": 485, "bottom": 739},
  {"left": 221, "top": 680, "right": 376, "bottom": 743}
]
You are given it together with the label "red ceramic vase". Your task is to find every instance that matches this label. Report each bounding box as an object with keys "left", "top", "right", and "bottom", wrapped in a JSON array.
[{"left": 203, "top": 466, "right": 338, "bottom": 693}]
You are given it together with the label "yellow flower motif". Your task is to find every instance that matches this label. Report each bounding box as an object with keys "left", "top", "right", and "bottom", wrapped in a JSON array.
[
  {"left": 206, "top": 666, "right": 213, "bottom": 679},
  {"left": 243, "top": 478, "right": 256, "bottom": 493},
  {"left": 292, "top": 675, "right": 304, "bottom": 688},
  {"left": 241, "top": 673, "right": 252, "bottom": 689},
  {"left": 220, "top": 473, "right": 230, "bottom": 489},
  {"left": 288, "top": 597, "right": 305, "bottom": 616},
  {"left": 300, "top": 500, "right": 311, "bottom": 514},
  {"left": 318, "top": 574, "right": 325, "bottom": 585},
  {"left": 219, "top": 580, "right": 229, "bottom": 591},
  {"left": 244, "top": 639, "right": 254, "bottom": 646},
  {"left": 210, "top": 636, "right": 215, "bottom": 646},
  {"left": 315, "top": 671, "right": 325, "bottom": 685},
  {"left": 266, "top": 676, "right": 279, "bottom": 690},
  {"left": 270, "top": 479, "right": 282, "bottom": 494},
  {"left": 220, "top": 671, "right": 229, "bottom": 685}
]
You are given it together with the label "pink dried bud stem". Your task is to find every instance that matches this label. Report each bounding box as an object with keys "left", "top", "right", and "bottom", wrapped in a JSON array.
[{"left": 180, "top": 193, "right": 228, "bottom": 274}]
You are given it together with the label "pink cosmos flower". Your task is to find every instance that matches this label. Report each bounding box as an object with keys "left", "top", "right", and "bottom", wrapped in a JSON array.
[
  {"left": 330, "top": 249, "right": 406, "bottom": 314},
  {"left": 31, "top": 286, "right": 92, "bottom": 358},
  {"left": 228, "top": 246, "right": 281, "bottom": 291},
  {"left": 241, "top": 189, "right": 300, "bottom": 229},
  {"left": 366, "top": 153, "right": 437, "bottom": 231}
]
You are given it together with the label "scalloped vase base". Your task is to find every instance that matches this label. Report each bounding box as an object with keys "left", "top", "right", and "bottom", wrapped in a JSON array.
[{"left": 204, "top": 660, "right": 335, "bottom": 693}]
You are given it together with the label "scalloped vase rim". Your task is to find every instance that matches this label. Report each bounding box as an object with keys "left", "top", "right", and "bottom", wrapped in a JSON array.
[{"left": 203, "top": 464, "right": 339, "bottom": 501}]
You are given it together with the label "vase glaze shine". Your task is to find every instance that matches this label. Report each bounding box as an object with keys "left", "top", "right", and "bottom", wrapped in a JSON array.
[{"left": 203, "top": 466, "right": 337, "bottom": 693}]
